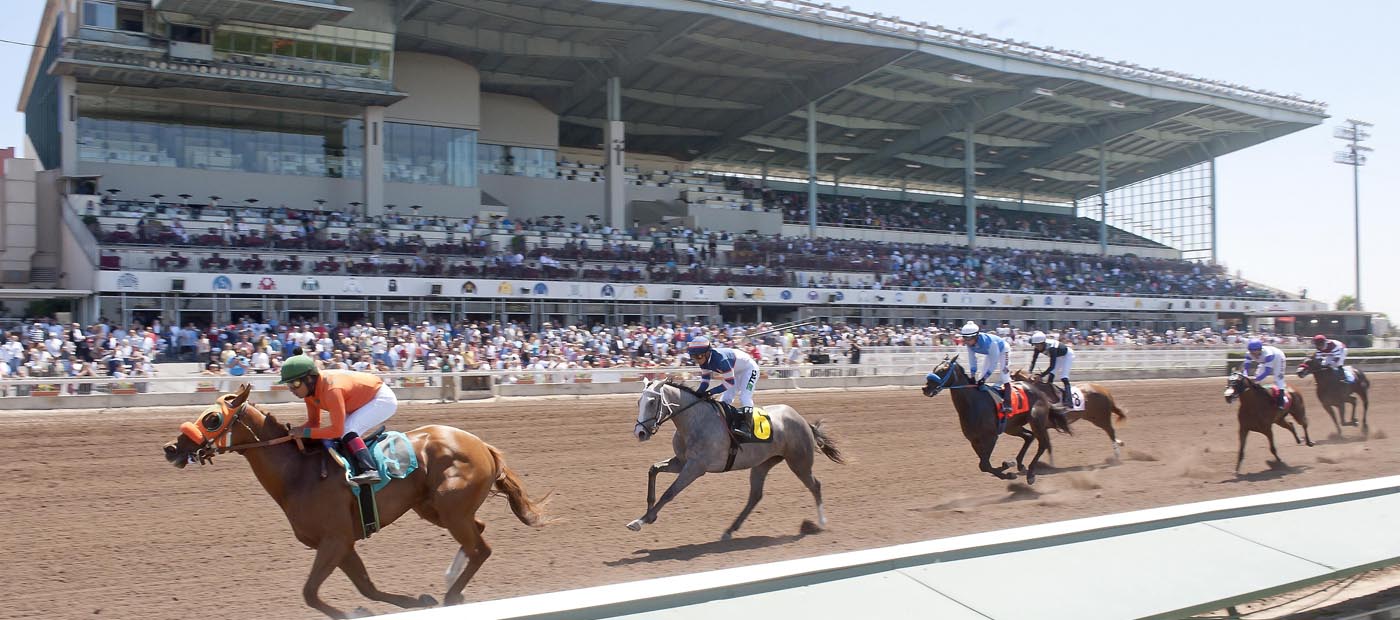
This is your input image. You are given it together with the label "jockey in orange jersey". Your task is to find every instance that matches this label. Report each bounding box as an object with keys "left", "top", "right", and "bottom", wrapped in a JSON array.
[{"left": 279, "top": 354, "right": 398, "bottom": 484}]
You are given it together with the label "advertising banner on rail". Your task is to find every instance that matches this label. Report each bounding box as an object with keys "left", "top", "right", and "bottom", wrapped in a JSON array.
[{"left": 96, "top": 271, "right": 1322, "bottom": 314}]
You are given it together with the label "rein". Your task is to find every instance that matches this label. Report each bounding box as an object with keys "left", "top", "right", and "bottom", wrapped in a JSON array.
[
  {"left": 643, "top": 385, "right": 717, "bottom": 434},
  {"left": 195, "top": 403, "right": 294, "bottom": 462}
]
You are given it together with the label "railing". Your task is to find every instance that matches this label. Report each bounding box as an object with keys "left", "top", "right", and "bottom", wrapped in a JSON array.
[{"left": 373, "top": 476, "right": 1400, "bottom": 620}]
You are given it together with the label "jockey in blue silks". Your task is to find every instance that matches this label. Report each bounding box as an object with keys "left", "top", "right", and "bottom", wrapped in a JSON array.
[
  {"left": 688, "top": 335, "right": 758, "bottom": 440},
  {"left": 958, "top": 322, "right": 1013, "bottom": 414}
]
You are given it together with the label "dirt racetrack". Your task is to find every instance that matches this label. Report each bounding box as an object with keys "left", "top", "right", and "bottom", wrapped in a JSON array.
[{"left": 2, "top": 375, "right": 1397, "bottom": 619}]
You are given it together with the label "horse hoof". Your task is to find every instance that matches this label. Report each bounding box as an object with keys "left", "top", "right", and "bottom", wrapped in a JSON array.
[
  {"left": 1306, "top": 441, "right": 1315, "bottom": 447},
  {"left": 416, "top": 594, "right": 438, "bottom": 608},
  {"left": 1001, "top": 460, "right": 1015, "bottom": 470},
  {"left": 1025, "top": 472, "right": 1037, "bottom": 485},
  {"left": 626, "top": 519, "right": 644, "bottom": 532},
  {"left": 721, "top": 529, "right": 734, "bottom": 541}
]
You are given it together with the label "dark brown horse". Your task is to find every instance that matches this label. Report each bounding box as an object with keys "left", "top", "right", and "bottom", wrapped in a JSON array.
[
  {"left": 1011, "top": 369, "right": 1127, "bottom": 462},
  {"left": 922, "top": 355, "right": 1070, "bottom": 484},
  {"left": 161, "top": 385, "right": 549, "bottom": 619},
  {"left": 1297, "top": 357, "right": 1371, "bottom": 435},
  {"left": 1223, "top": 373, "right": 1312, "bottom": 473}
]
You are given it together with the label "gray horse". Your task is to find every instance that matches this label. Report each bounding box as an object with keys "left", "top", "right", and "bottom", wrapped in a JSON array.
[{"left": 627, "top": 379, "right": 845, "bottom": 538}]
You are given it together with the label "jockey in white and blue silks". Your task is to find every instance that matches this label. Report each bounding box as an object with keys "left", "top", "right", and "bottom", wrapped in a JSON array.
[
  {"left": 1243, "top": 339, "right": 1288, "bottom": 409},
  {"left": 1312, "top": 334, "right": 1352, "bottom": 383},
  {"left": 958, "top": 322, "right": 1013, "bottom": 413},
  {"left": 688, "top": 335, "right": 758, "bottom": 439}
]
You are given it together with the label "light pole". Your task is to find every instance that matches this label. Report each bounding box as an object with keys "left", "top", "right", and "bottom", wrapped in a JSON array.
[{"left": 1333, "top": 119, "right": 1372, "bottom": 311}]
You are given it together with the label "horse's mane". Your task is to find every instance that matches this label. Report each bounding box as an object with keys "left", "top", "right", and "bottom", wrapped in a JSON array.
[{"left": 660, "top": 378, "right": 709, "bottom": 400}]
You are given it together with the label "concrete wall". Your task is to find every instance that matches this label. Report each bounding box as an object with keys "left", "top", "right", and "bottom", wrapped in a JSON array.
[
  {"left": 80, "top": 162, "right": 363, "bottom": 211},
  {"left": 480, "top": 93, "right": 558, "bottom": 148},
  {"left": 479, "top": 175, "right": 684, "bottom": 222},
  {"left": 691, "top": 204, "right": 782, "bottom": 235},
  {"left": 0, "top": 157, "right": 38, "bottom": 283},
  {"left": 385, "top": 52, "right": 480, "bottom": 129},
  {"left": 384, "top": 181, "right": 481, "bottom": 219}
]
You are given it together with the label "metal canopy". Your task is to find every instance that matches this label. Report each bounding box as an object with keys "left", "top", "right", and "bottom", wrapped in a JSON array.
[
  {"left": 396, "top": 0, "right": 1326, "bottom": 201},
  {"left": 151, "top": 0, "right": 352, "bottom": 29}
]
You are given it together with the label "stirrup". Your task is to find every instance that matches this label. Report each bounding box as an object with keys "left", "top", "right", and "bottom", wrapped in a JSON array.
[{"left": 349, "top": 471, "right": 382, "bottom": 485}]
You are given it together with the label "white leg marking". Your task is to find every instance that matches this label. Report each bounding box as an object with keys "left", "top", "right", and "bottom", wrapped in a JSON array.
[{"left": 445, "top": 549, "right": 467, "bottom": 589}]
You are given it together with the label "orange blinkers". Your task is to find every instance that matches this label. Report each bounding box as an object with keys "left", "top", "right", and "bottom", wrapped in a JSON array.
[{"left": 181, "top": 403, "right": 237, "bottom": 447}]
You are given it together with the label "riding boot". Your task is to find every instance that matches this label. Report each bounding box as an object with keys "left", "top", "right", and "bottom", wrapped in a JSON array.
[
  {"left": 730, "top": 405, "right": 755, "bottom": 441},
  {"left": 342, "top": 432, "right": 382, "bottom": 485},
  {"left": 1000, "top": 384, "right": 1013, "bottom": 414},
  {"left": 1061, "top": 379, "right": 1073, "bottom": 407},
  {"left": 1275, "top": 389, "right": 1287, "bottom": 411}
]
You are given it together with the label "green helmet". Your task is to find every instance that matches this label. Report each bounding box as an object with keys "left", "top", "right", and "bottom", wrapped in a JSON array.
[{"left": 278, "top": 355, "right": 319, "bottom": 384}]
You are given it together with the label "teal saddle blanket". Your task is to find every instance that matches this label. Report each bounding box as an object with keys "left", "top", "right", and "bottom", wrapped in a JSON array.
[{"left": 323, "top": 431, "right": 419, "bottom": 496}]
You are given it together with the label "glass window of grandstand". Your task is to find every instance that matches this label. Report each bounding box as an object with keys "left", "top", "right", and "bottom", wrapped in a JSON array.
[
  {"left": 211, "top": 25, "right": 392, "bottom": 80},
  {"left": 384, "top": 122, "right": 477, "bottom": 187},
  {"left": 76, "top": 94, "right": 363, "bottom": 179},
  {"left": 82, "top": 1, "right": 144, "bottom": 33},
  {"left": 477, "top": 144, "right": 556, "bottom": 179}
]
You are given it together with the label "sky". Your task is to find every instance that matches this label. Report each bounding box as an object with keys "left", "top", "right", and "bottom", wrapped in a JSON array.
[{"left": 0, "top": 1, "right": 1395, "bottom": 319}]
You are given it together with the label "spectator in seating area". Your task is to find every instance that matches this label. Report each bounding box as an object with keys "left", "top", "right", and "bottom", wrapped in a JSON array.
[
  {"left": 239, "top": 254, "right": 265, "bottom": 272},
  {"left": 201, "top": 252, "right": 230, "bottom": 270}
]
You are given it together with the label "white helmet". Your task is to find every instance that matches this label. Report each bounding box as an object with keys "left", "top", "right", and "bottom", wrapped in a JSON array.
[
  {"left": 1029, "top": 331, "right": 1046, "bottom": 344},
  {"left": 959, "top": 322, "right": 980, "bottom": 337}
]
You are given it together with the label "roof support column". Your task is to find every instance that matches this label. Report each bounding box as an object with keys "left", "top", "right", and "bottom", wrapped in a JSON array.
[
  {"left": 362, "top": 106, "right": 384, "bottom": 217},
  {"left": 1209, "top": 157, "right": 1218, "bottom": 264},
  {"left": 806, "top": 100, "right": 818, "bottom": 239},
  {"left": 1098, "top": 142, "right": 1108, "bottom": 255},
  {"left": 963, "top": 121, "right": 976, "bottom": 248},
  {"left": 59, "top": 75, "right": 77, "bottom": 177},
  {"left": 605, "top": 77, "right": 626, "bottom": 229}
]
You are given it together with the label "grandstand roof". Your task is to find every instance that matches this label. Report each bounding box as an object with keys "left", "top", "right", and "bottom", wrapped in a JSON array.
[{"left": 396, "top": 0, "right": 1327, "bottom": 201}]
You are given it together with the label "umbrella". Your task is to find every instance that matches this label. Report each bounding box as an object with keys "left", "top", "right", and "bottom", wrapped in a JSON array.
[
  {"left": 178, "top": 193, "right": 192, "bottom": 206},
  {"left": 149, "top": 193, "right": 164, "bottom": 205}
]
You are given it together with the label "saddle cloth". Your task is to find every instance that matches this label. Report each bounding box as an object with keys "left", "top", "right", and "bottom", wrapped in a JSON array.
[
  {"left": 323, "top": 430, "right": 420, "bottom": 496},
  {"left": 727, "top": 406, "right": 774, "bottom": 444},
  {"left": 982, "top": 385, "right": 1030, "bottom": 419}
]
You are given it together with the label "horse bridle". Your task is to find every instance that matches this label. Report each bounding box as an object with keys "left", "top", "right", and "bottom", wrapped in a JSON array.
[
  {"left": 637, "top": 383, "right": 714, "bottom": 435},
  {"left": 192, "top": 402, "right": 295, "bottom": 464},
  {"left": 925, "top": 365, "right": 980, "bottom": 395}
]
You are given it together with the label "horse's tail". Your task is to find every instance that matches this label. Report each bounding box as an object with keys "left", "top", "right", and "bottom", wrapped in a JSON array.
[
  {"left": 1112, "top": 403, "right": 1128, "bottom": 424},
  {"left": 1047, "top": 403, "right": 1073, "bottom": 435},
  {"left": 809, "top": 420, "right": 847, "bottom": 465},
  {"left": 487, "top": 444, "right": 551, "bottom": 528}
]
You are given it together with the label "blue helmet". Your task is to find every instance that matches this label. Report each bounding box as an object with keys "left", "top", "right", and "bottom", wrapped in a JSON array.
[
  {"left": 687, "top": 335, "right": 712, "bottom": 354},
  {"left": 1247, "top": 338, "right": 1263, "bottom": 352}
]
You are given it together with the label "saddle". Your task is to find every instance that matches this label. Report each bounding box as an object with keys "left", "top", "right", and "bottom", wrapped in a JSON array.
[
  {"left": 717, "top": 403, "right": 774, "bottom": 472},
  {"left": 314, "top": 426, "right": 419, "bottom": 539}
]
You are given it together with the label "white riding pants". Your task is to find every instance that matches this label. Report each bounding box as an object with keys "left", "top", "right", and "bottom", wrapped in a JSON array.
[
  {"left": 345, "top": 384, "right": 398, "bottom": 436},
  {"left": 1048, "top": 351, "right": 1074, "bottom": 382}
]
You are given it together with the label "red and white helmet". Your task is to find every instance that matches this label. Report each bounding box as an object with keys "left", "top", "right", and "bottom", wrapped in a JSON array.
[{"left": 1313, "top": 334, "right": 1328, "bottom": 347}]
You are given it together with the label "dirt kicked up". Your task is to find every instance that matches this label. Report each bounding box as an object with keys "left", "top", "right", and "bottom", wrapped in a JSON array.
[{"left": 2, "top": 374, "right": 1397, "bottom": 620}]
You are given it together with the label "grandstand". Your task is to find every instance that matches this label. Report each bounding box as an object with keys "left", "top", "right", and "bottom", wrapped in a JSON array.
[{"left": 14, "top": 0, "right": 1327, "bottom": 332}]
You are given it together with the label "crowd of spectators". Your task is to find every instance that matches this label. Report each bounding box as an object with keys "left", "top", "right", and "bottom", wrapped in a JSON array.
[
  {"left": 764, "top": 189, "right": 1157, "bottom": 248},
  {"left": 92, "top": 196, "right": 1286, "bottom": 300},
  {"left": 0, "top": 315, "right": 1316, "bottom": 395}
]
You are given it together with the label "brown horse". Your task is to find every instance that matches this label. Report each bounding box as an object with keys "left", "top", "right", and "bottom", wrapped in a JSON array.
[
  {"left": 161, "top": 385, "right": 549, "bottom": 619},
  {"left": 1011, "top": 369, "right": 1127, "bottom": 462},
  {"left": 922, "top": 356, "right": 1071, "bottom": 485},
  {"left": 1223, "top": 372, "right": 1313, "bottom": 473},
  {"left": 1297, "top": 357, "right": 1371, "bottom": 435}
]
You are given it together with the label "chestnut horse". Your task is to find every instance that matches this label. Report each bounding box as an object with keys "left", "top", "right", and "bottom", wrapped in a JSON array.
[
  {"left": 161, "top": 385, "right": 549, "bottom": 619},
  {"left": 1223, "top": 372, "right": 1312, "bottom": 473},
  {"left": 1011, "top": 369, "right": 1127, "bottom": 462},
  {"left": 922, "top": 355, "right": 1070, "bottom": 484},
  {"left": 1297, "top": 357, "right": 1371, "bottom": 435}
]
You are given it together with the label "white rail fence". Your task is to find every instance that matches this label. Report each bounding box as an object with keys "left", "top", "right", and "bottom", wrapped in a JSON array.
[
  {"left": 3, "top": 351, "right": 1395, "bottom": 409},
  {"left": 375, "top": 475, "right": 1400, "bottom": 620}
]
